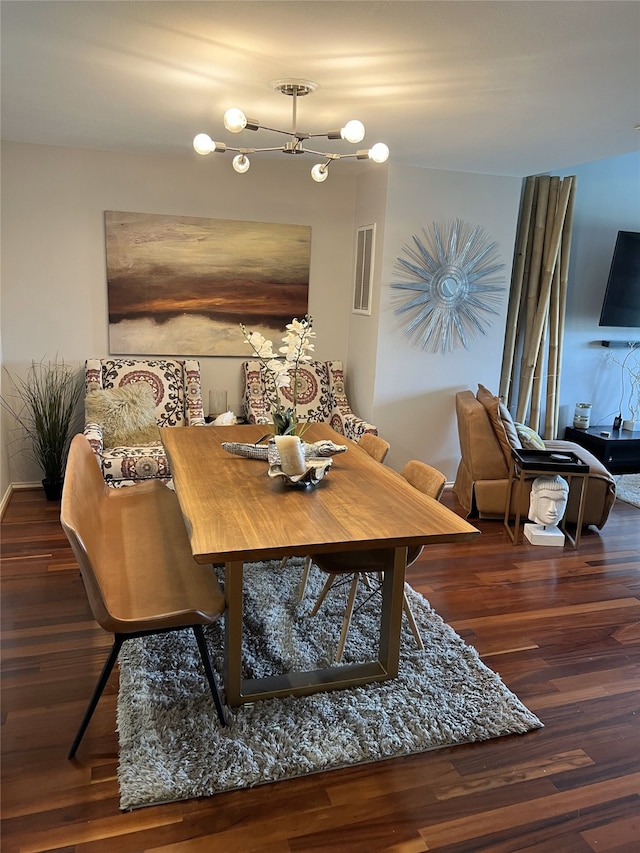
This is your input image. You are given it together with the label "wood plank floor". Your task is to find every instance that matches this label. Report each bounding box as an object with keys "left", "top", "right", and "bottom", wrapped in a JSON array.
[{"left": 1, "top": 485, "right": 639, "bottom": 853}]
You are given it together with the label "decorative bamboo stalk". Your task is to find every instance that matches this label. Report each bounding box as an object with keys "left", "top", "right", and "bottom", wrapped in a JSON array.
[
  {"left": 499, "top": 176, "right": 536, "bottom": 403},
  {"left": 545, "top": 260, "right": 561, "bottom": 437},
  {"left": 553, "top": 177, "right": 576, "bottom": 437},
  {"left": 516, "top": 176, "right": 550, "bottom": 421},
  {"left": 517, "top": 177, "right": 573, "bottom": 423}
]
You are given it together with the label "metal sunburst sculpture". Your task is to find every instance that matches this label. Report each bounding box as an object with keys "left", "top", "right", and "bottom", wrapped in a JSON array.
[{"left": 391, "top": 219, "right": 506, "bottom": 352}]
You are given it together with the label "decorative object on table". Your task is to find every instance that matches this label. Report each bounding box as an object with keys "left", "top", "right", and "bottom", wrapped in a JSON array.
[
  {"left": 523, "top": 474, "right": 569, "bottom": 547},
  {"left": 116, "top": 557, "right": 542, "bottom": 810},
  {"left": 83, "top": 358, "right": 206, "bottom": 485},
  {"left": 210, "top": 411, "right": 237, "bottom": 426},
  {"left": 390, "top": 219, "right": 505, "bottom": 353},
  {"left": 268, "top": 456, "right": 333, "bottom": 487},
  {"left": 221, "top": 438, "right": 348, "bottom": 461},
  {"left": 208, "top": 389, "right": 228, "bottom": 418},
  {"left": 1, "top": 358, "right": 83, "bottom": 500},
  {"left": 273, "top": 435, "right": 306, "bottom": 476},
  {"left": 241, "top": 314, "right": 316, "bottom": 436},
  {"left": 105, "top": 211, "right": 310, "bottom": 356},
  {"left": 242, "top": 358, "right": 378, "bottom": 442},
  {"left": 192, "top": 78, "right": 389, "bottom": 183},
  {"left": 572, "top": 402, "right": 592, "bottom": 429}
]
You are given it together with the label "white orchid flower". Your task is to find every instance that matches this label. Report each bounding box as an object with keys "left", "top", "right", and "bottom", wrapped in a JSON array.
[{"left": 241, "top": 314, "right": 314, "bottom": 436}]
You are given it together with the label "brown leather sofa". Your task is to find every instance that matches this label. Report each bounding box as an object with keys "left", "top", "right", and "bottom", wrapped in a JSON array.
[{"left": 453, "top": 387, "right": 616, "bottom": 529}]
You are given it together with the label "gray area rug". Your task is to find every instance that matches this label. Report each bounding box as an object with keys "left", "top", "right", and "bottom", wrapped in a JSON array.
[
  {"left": 615, "top": 473, "right": 640, "bottom": 508},
  {"left": 117, "top": 558, "right": 543, "bottom": 810}
]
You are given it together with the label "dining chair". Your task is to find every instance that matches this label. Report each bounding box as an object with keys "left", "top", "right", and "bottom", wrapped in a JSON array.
[
  {"left": 61, "top": 434, "right": 227, "bottom": 759},
  {"left": 295, "top": 432, "right": 392, "bottom": 602},
  {"left": 307, "top": 459, "right": 446, "bottom": 662},
  {"left": 357, "top": 432, "right": 390, "bottom": 464}
]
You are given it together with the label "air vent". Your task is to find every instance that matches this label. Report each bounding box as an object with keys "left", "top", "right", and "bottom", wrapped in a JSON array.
[{"left": 353, "top": 224, "right": 375, "bottom": 315}]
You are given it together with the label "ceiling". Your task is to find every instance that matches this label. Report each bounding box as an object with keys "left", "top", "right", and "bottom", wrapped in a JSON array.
[{"left": 1, "top": 1, "right": 639, "bottom": 177}]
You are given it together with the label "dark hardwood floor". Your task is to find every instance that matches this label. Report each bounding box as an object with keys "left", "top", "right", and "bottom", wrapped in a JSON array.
[{"left": 1, "top": 485, "right": 639, "bottom": 852}]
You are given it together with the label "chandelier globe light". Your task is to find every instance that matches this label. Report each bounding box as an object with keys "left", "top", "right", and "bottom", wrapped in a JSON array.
[{"left": 192, "top": 79, "right": 389, "bottom": 182}]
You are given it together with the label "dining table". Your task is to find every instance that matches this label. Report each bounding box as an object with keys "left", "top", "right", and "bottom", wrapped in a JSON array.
[{"left": 161, "top": 423, "right": 480, "bottom": 707}]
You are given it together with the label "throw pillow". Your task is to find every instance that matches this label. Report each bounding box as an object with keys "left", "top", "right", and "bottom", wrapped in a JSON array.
[
  {"left": 476, "top": 383, "right": 522, "bottom": 464},
  {"left": 515, "top": 422, "right": 546, "bottom": 450},
  {"left": 85, "top": 383, "right": 160, "bottom": 447}
]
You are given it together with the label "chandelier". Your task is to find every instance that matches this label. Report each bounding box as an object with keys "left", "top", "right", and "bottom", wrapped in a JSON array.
[{"left": 193, "top": 79, "right": 389, "bottom": 182}]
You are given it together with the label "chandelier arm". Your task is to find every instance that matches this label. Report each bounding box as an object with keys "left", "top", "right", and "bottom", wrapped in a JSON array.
[
  {"left": 252, "top": 124, "right": 303, "bottom": 137},
  {"left": 304, "top": 149, "right": 341, "bottom": 159}
]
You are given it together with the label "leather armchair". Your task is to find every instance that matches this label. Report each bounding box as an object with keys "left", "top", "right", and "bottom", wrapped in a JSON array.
[{"left": 453, "top": 387, "right": 616, "bottom": 529}]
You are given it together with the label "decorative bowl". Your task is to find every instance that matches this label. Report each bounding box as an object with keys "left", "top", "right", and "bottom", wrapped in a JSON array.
[{"left": 268, "top": 456, "right": 333, "bottom": 487}]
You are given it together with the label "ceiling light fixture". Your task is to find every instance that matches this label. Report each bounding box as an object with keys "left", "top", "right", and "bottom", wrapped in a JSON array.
[{"left": 193, "top": 79, "right": 389, "bottom": 182}]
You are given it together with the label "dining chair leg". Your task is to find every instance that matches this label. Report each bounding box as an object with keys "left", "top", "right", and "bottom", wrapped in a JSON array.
[
  {"left": 192, "top": 625, "right": 227, "bottom": 726},
  {"left": 309, "top": 572, "right": 339, "bottom": 616},
  {"left": 402, "top": 593, "right": 424, "bottom": 650},
  {"left": 297, "top": 555, "right": 313, "bottom": 601},
  {"left": 68, "top": 635, "right": 124, "bottom": 760},
  {"left": 335, "top": 574, "right": 361, "bottom": 663}
]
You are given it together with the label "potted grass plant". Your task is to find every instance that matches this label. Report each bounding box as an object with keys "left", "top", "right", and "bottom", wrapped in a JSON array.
[{"left": 1, "top": 358, "right": 83, "bottom": 500}]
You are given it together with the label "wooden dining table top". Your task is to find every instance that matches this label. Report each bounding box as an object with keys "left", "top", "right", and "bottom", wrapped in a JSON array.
[{"left": 161, "top": 423, "right": 479, "bottom": 564}]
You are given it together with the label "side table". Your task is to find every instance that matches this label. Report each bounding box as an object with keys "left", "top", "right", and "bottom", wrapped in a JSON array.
[
  {"left": 564, "top": 425, "right": 640, "bottom": 474},
  {"left": 504, "top": 448, "right": 590, "bottom": 549}
]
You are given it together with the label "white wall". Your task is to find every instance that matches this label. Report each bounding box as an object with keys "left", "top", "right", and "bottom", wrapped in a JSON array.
[
  {"left": 367, "top": 165, "right": 522, "bottom": 476},
  {"left": 554, "top": 151, "right": 640, "bottom": 429},
  {"left": 0, "top": 141, "right": 357, "bottom": 484},
  {"left": 2, "top": 140, "right": 637, "bottom": 494}
]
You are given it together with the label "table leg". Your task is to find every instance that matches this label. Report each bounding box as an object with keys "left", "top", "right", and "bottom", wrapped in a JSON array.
[
  {"left": 378, "top": 546, "right": 408, "bottom": 678},
  {"left": 221, "top": 549, "right": 408, "bottom": 707},
  {"left": 223, "top": 559, "right": 245, "bottom": 707}
]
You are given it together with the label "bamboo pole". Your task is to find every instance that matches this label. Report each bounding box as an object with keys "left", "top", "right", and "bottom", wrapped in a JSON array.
[
  {"left": 516, "top": 176, "right": 550, "bottom": 420},
  {"left": 499, "top": 176, "right": 536, "bottom": 402},
  {"left": 553, "top": 177, "right": 576, "bottom": 437},
  {"left": 530, "top": 177, "right": 559, "bottom": 430},
  {"left": 530, "top": 312, "right": 548, "bottom": 432},
  {"left": 517, "top": 177, "right": 573, "bottom": 424},
  {"left": 544, "top": 259, "right": 561, "bottom": 437}
]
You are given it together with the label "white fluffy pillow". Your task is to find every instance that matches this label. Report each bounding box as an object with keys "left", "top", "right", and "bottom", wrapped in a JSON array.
[{"left": 85, "top": 383, "right": 159, "bottom": 447}]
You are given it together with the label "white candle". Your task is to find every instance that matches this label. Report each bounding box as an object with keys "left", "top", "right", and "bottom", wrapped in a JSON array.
[{"left": 274, "top": 435, "right": 306, "bottom": 476}]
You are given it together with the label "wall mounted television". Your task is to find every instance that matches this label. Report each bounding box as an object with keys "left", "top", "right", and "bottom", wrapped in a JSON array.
[{"left": 598, "top": 230, "right": 640, "bottom": 328}]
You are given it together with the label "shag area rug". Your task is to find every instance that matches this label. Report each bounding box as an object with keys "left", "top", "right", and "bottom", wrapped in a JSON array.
[
  {"left": 117, "top": 559, "right": 542, "bottom": 810},
  {"left": 615, "top": 473, "right": 640, "bottom": 508}
]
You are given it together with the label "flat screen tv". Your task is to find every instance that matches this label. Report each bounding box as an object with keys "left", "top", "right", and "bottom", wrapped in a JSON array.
[{"left": 598, "top": 230, "right": 640, "bottom": 328}]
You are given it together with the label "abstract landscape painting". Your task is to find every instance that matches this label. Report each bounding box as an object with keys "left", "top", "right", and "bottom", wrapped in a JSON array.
[{"left": 105, "top": 211, "right": 311, "bottom": 356}]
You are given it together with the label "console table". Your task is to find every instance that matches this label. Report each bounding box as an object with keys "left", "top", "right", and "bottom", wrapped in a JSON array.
[{"left": 564, "top": 425, "right": 640, "bottom": 474}]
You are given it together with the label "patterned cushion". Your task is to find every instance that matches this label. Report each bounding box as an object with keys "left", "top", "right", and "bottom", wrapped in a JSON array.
[
  {"left": 477, "top": 383, "right": 522, "bottom": 465},
  {"left": 85, "top": 384, "right": 159, "bottom": 447}
]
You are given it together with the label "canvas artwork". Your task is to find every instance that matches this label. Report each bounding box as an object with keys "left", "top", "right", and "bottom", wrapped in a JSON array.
[{"left": 105, "top": 211, "right": 311, "bottom": 356}]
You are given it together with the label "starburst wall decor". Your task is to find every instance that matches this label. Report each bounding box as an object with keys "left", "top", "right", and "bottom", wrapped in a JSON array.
[{"left": 391, "top": 219, "right": 506, "bottom": 353}]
